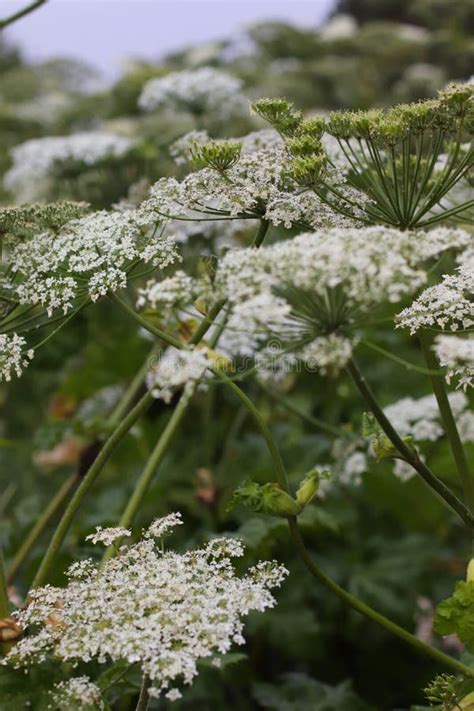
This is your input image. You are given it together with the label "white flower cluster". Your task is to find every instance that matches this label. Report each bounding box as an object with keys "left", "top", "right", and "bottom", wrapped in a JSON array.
[
  {"left": 5, "top": 516, "right": 287, "bottom": 702},
  {"left": 142, "top": 130, "right": 350, "bottom": 230},
  {"left": 4, "top": 132, "right": 133, "bottom": 202},
  {"left": 147, "top": 347, "right": 212, "bottom": 403},
  {"left": 86, "top": 526, "right": 131, "bottom": 546},
  {"left": 138, "top": 67, "right": 247, "bottom": 119},
  {"left": 434, "top": 335, "right": 474, "bottom": 391},
  {"left": 384, "top": 391, "right": 474, "bottom": 443},
  {"left": 398, "top": 252, "right": 474, "bottom": 334},
  {"left": 0, "top": 333, "right": 34, "bottom": 382},
  {"left": 147, "top": 512, "right": 184, "bottom": 538},
  {"left": 48, "top": 676, "right": 105, "bottom": 710},
  {"left": 11, "top": 209, "right": 180, "bottom": 314},
  {"left": 207, "top": 227, "right": 464, "bottom": 372},
  {"left": 300, "top": 333, "right": 354, "bottom": 374},
  {"left": 136, "top": 270, "right": 197, "bottom": 311}
]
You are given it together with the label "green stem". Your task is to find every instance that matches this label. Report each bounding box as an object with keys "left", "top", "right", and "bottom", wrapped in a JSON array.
[
  {"left": 361, "top": 339, "right": 443, "bottom": 376},
  {"left": 287, "top": 517, "right": 474, "bottom": 678},
  {"left": 420, "top": 331, "right": 474, "bottom": 513},
  {"left": 217, "top": 372, "right": 289, "bottom": 491},
  {"left": 219, "top": 376, "right": 474, "bottom": 677},
  {"left": 188, "top": 301, "right": 225, "bottom": 345},
  {"left": 29, "top": 391, "right": 153, "bottom": 591},
  {"left": 102, "top": 387, "right": 194, "bottom": 562},
  {"left": 346, "top": 358, "right": 474, "bottom": 530},
  {"left": 109, "top": 292, "right": 183, "bottom": 349},
  {"left": 7, "top": 473, "right": 78, "bottom": 585},
  {"left": 252, "top": 218, "right": 270, "bottom": 247},
  {"left": 0, "top": 545, "right": 11, "bottom": 656},
  {"left": 0, "top": 0, "right": 47, "bottom": 29},
  {"left": 135, "top": 675, "right": 151, "bottom": 711},
  {"left": 108, "top": 344, "right": 159, "bottom": 427},
  {"left": 0, "top": 546, "right": 9, "bottom": 619}
]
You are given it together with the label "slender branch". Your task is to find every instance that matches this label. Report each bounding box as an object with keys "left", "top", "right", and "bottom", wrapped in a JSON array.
[
  {"left": 217, "top": 372, "right": 289, "bottom": 491},
  {"left": 7, "top": 473, "right": 78, "bottom": 585},
  {"left": 419, "top": 331, "right": 474, "bottom": 513},
  {"left": 252, "top": 218, "right": 270, "bottom": 247},
  {"left": 0, "top": 546, "right": 10, "bottom": 619},
  {"left": 29, "top": 391, "right": 153, "bottom": 591},
  {"left": 0, "top": 0, "right": 47, "bottom": 29},
  {"left": 0, "top": 545, "right": 10, "bottom": 656},
  {"left": 346, "top": 358, "right": 474, "bottom": 530},
  {"left": 135, "top": 675, "right": 151, "bottom": 711},
  {"left": 108, "top": 293, "right": 182, "bottom": 348},
  {"left": 188, "top": 300, "right": 225, "bottom": 345},
  {"left": 102, "top": 387, "right": 194, "bottom": 562},
  {"left": 108, "top": 343, "right": 159, "bottom": 427}
]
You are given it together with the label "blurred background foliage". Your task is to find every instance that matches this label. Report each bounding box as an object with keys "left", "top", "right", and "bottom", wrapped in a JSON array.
[{"left": 0, "top": 0, "right": 473, "bottom": 709}]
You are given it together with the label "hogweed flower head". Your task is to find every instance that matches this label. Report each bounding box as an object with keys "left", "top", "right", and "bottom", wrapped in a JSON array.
[
  {"left": 4, "top": 515, "right": 287, "bottom": 702},
  {"left": 138, "top": 67, "right": 247, "bottom": 120},
  {"left": 85, "top": 526, "right": 131, "bottom": 546},
  {"left": 4, "top": 132, "right": 133, "bottom": 203},
  {"left": 147, "top": 347, "right": 212, "bottom": 403},
  {"left": 434, "top": 335, "right": 474, "bottom": 390},
  {"left": 397, "top": 259, "right": 474, "bottom": 334},
  {"left": 48, "top": 677, "right": 105, "bottom": 711},
  {"left": 208, "top": 226, "right": 466, "bottom": 374},
  {"left": 10, "top": 208, "right": 180, "bottom": 315},
  {"left": 0, "top": 333, "right": 34, "bottom": 382}
]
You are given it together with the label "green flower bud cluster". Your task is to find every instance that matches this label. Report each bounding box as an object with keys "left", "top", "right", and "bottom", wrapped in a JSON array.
[
  {"left": 438, "top": 82, "right": 474, "bottom": 119},
  {"left": 327, "top": 86, "right": 473, "bottom": 149},
  {"left": 191, "top": 140, "right": 242, "bottom": 172},
  {"left": 251, "top": 97, "right": 303, "bottom": 137},
  {"left": 424, "top": 674, "right": 469, "bottom": 710},
  {"left": 291, "top": 155, "right": 327, "bottom": 188},
  {"left": 230, "top": 468, "right": 330, "bottom": 518},
  {"left": 287, "top": 126, "right": 327, "bottom": 187},
  {"left": 296, "top": 117, "right": 326, "bottom": 140}
]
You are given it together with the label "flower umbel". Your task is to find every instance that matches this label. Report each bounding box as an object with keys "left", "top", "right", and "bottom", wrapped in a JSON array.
[{"left": 4, "top": 515, "right": 288, "bottom": 702}]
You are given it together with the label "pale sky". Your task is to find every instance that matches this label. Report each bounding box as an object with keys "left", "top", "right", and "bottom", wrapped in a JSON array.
[{"left": 1, "top": 0, "right": 335, "bottom": 79}]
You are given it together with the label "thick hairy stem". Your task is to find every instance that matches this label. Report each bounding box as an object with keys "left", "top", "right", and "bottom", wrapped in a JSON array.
[
  {"left": 346, "top": 358, "right": 474, "bottom": 530},
  {"left": 287, "top": 518, "right": 474, "bottom": 678},
  {"left": 7, "top": 473, "right": 79, "bottom": 585},
  {"left": 29, "top": 392, "right": 153, "bottom": 591},
  {"left": 102, "top": 387, "right": 194, "bottom": 562},
  {"left": 221, "top": 377, "right": 474, "bottom": 677},
  {"left": 420, "top": 330, "right": 474, "bottom": 513},
  {"left": 135, "top": 675, "right": 151, "bottom": 711},
  {"left": 0, "top": 0, "right": 47, "bottom": 29}
]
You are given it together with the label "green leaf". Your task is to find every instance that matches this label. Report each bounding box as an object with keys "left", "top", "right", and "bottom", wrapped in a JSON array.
[{"left": 434, "top": 581, "right": 474, "bottom": 651}]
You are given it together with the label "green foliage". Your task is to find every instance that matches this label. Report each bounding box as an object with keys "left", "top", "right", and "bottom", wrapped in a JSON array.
[
  {"left": 252, "top": 673, "right": 373, "bottom": 710},
  {"left": 435, "top": 582, "right": 474, "bottom": 650}
]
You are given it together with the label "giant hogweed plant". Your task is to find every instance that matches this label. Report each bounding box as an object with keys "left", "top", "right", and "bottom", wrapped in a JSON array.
[{"left": 0, "top": 76, "right": 473, "bottom": 709}]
